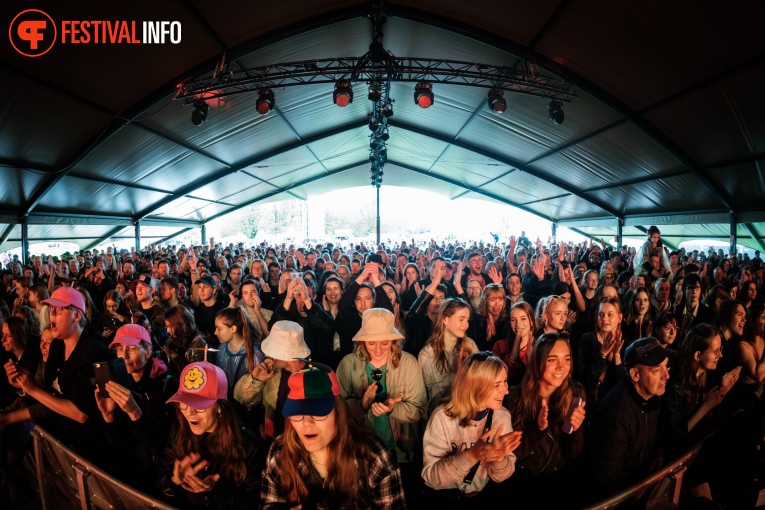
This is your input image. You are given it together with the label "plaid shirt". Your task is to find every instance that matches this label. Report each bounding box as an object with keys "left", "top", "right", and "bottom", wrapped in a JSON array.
[{"left": 260, "top": 436, "right": 407, "bottom": 510}]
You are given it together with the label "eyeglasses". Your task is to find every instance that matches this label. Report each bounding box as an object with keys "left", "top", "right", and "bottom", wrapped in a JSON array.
[
  {"left": 288, "top": 414, "right": 331, "bottom": 423},
  {"left": 50, "top": 305, "right": 76, "bottom": 316},
  {"left": 179, "top": 403, "right": 208, "bottom": 413},
  {"left": 704, "top": 346, "right": 723, "bottom": 358}
]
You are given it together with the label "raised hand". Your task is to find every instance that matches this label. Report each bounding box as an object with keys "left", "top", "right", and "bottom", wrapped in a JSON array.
[
  {"left": 488, "top": 266, "right": 502, "bottom": 284},
  {"left": 251, "top": 359, "right": 277, "bottom": 382},
  {"left": 720, "top": 366, "right": 741, "bottom": 395},
  {"left": 564, "top": 399, "right": 586, "bottom": 433},
  {"left": 537, "top": 398, "right": 549, "bottom": 430}
]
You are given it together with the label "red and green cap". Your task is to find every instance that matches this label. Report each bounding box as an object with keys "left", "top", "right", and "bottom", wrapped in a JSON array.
[{"left": 282, "top": 362, "right": 340, "bottom": 418}]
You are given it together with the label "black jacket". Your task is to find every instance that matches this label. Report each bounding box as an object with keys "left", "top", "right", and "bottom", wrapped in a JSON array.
[
  {"left": 271, "top": 300, "right": 336, "bottom": 365},
  {"left": 335, "top": 281, "right": 393, "bottom": 357},
  {"left": 588, "top": 377, "right": 661, "bottom": 489}
]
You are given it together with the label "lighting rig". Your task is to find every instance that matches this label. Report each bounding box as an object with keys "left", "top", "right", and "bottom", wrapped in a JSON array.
[{"left": 175, "top": 1, "right": 577, "bottom": 188}]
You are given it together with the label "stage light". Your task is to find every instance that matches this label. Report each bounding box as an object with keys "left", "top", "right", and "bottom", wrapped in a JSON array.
[
  {"left": 368, "top": 87, "right": 381, "bottom": 102},
  {"left": 191, "top": 100, "right": 209, "bottom": 126},
  {"left": 414, "top": 81, "right": 434, "bottom": 108},
  {"left": 382, "top": 101, "right": 394, "bottom": 118},
  {"left": 256, "top": 88, "right": 275, "bottom": 115},
  {"left": 333, "top": 80, "right": 353, "bottom": 107},
  {"left": 548, "top": 100, "right": 564, "bottom": 124},
  {"left": 369, "top": 116, "right": 381, "bottom": 132},
  {"left": 488, "top": 89, "right": 506, "bottom": 114},
  {"left": 380, "top": 128, "right": 390, "bottom": 141}
]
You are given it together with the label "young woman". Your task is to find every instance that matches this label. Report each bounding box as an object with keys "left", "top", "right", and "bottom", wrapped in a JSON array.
[
  {"left": 741, "top": 281, "right": 758, "bottom": 310},
  {"left": 702, "top": 284, "right": 731, "bottom": 315},
  {"left": 419, "top": 298, "right": 478, "bottom": 415},
  {"left": 493, "top": 302, "right": 536, "bottom": 386},
  {"left": 470, "top": 283, "right": 510, "bottom": 351},
  {"left": 27, "top": 283, "right": 50, "bottom": 334},
  {"left": 734, "top": 304, "right": 765, "bottom": 385},
  {"left": 578, "top": 297, "right": 625, "bottom": 408},
  {"left": 162, "top": 305, "right": 208, "bottom": 378},
  {"left": 422, "top": 351, "right": 521, "bottom": 505},
  {"left": 214, "top": 307, "right": 265, "bottom": 397},
  {"left": 622, "top": 286, "right": 652, "bottom": 346},
  {"left": 661, "top": 325, "right": 739, "bottom": 501},
  {"left": 502, "top": 333, "right": 586, "bottom": 505},
  {"left": 337, "top": 308, "right": 426, "bottom": 466},
  {"left": 652, "top": 311, "right": 679, "bottom": 348},
  {"left": 380, "top": 281, "right": 407, "bottom": 338},
  {"left": 260, "top": 364, "right": 406, "bottom": 509},
  {"left": 100, "top": 290, "right": 130, "bottom": 343},
  {"left": 536, "top": 295, "right": 569, "bottom": 335},
  {"left": 159, "top": 362, "right": 260, "bottom": 508}
]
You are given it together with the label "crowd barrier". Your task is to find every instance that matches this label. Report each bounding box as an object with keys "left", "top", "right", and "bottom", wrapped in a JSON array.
[
  {"left": 27, "top": 423, "right": 712, "bottom": 510},
  {"left": 29, "top": 425, "right": 176, "bottom": 510}
]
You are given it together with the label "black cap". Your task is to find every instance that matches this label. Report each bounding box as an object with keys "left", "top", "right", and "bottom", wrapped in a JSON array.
[
  {"left": 624, "top": 337, "right": 674, "bottom": 368},
  {"left": 195, "top": 275, "right": 216, "bottom": 287}
]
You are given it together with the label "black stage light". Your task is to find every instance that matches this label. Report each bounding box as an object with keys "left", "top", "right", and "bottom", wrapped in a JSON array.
[
  {"left": 548, "top": 100, "right": 564, "bottom": 125},
  {"left": 488, "top": 89, "right": 506, "bottom": 114},
  {"left": 333, "top": 80, "right": 353, "bottom": 107},
  {"left": 256, "top": 89, "right": 275, "bottom": 115},
  {"left": 414, "top": 81, "right": 434, "bottom": 108},
  {"left": 191, "top": 100, "right": 208, "bottom": 126}
]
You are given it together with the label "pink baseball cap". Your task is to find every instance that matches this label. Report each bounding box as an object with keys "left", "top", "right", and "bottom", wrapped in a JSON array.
[
  {"left": 109, "top": 324, "right": 151, "bottom": 349},
  {"left": 43, "top": 287, "right": 85, "bottom": 313},
  {"left": 166, "top": 362, "right": 227, "bottom": 410}
]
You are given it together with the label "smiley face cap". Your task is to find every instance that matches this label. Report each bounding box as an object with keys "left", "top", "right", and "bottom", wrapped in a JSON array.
[{"left": 166, "top": 361, "right": 227, "bottom": 410}]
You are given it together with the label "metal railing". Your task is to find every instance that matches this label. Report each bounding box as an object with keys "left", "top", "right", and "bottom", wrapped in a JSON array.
[{"left": 30, "top": 425, "right": 177, "bottom": 510}]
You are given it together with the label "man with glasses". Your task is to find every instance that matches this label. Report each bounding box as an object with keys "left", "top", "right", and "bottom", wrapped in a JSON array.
[
  {"left": 4, "top": 287, "right": 115, "bottom": 464},
  {"left": 675, "top": 273, "right": 715, "bottom": 341}
]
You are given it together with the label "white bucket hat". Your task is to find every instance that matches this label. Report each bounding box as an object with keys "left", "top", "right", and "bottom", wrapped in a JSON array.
[
  {"left": 353, "top": 308, "right": 404, "bottom": 342},
  {"left": 262, "top": 321, "right": 310, "bottom": 360}
]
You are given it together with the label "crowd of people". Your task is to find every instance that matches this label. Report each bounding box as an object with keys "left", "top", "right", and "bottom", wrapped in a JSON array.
[{"left": 0, "top": 227, "right": 763, "bottom": 509}]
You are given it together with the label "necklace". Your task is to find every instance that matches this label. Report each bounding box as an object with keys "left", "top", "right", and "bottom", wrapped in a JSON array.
[{"left": 310, "top": 455, "right": 326, "bottom": 466}]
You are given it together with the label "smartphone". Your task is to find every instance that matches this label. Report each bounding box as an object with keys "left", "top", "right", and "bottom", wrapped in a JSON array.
[
  {"left": 562, "top": 397, "right": 583, "bottom": 434},
  {"left": 93, "top": 358, "right": 132, "bottom": 398}
]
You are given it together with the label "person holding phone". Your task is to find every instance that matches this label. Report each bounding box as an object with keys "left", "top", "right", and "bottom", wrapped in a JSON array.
[
  {"left": 422, "top": 351, "right": 521, "bottom": 506},
  {"left": 95, "top": 324, "right": 179, "bottom": 476},
  {"left": 501, "top": 332, "right": 586, "bottom": 506},
  {"left": 159, "top": 361, "right": 261, "bottom": 508}
]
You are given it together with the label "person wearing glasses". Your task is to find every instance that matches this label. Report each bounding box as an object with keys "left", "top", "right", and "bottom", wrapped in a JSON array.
[
  {"left": 501, "top": 333, "right": 586, "bottom": 506},
  {"left": 260, "top": 363, "right": 406, "bottom": 509},
  {"left": 674, "top": 273, "right": 715, "bottom": 342},
  {"left": 159, "top": 361, "right": 261, "bottom": 508},
  {"left": 95, "top": 324, "right": 178, "bottom": 476},
  {"left": 660, "top": 324, "right": 738, "bottom": 502},
  {"left": 422, "top": 351, "right": 521, "bottom": 505},
  {"left": 4, "top": 287, "right": 115, "bottom": 466}
]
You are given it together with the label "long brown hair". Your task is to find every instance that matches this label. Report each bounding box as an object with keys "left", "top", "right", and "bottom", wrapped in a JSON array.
[
  {"left": 676, "top": 324, "right": 721, "bottom": 403},
  {"left": 423, "top": 298, "right": 473, "bottom": 375},
  {"left": 173, "top": 399, "right": 247, "bottom": 485},
  {"left": 515, "top": 333, "right": 579, "bottom": 429},
  {"left": 279, "top": 397, "right": 377, "bottom": 507},
  {"left": 478, "top": 284, "right": 507, "bottom": 321},
  {"left": 216, "top": 307, "right": 260, "bottom": 371},
  {"left": 508, "top": 301, "right": 535, "bottom": 362}
]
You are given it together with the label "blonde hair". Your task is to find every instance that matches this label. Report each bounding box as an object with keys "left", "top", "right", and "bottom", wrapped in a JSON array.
[
  {"left": 443, "top": 352, "right": 507, "bottom": 427},
  {"left": 423, "top": 298, "right": 474, "bottom": 375},
  {"left": 354, "top": 339, "right": 403, "bottom": 369}
]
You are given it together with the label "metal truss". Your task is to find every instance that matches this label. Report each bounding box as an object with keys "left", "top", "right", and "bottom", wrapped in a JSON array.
[{"left": 175, "top": 57, "right": 576, "bottom": 104}]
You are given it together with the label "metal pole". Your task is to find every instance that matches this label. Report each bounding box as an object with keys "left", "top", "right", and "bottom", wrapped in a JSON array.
[
  {"left": 134, "top": 220, "right": 141, "bottom": 252},
  {"left": 201, "top": 224, "right": 207, "bottom": 246},
  {"left": 21, "top": 213, "right": 29, "bottom": 265},
  {"left": 551, "top": 222, "right": 557, "bottom": 244},
  {"left": 729, "top": 210, "right": 736, "bottom": 255},
  {"left": 376, "top": 186, "right": 381, "bottom": 245},
  {"left": 616, "top": 218, "right": 623, "bottom": 249}
]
